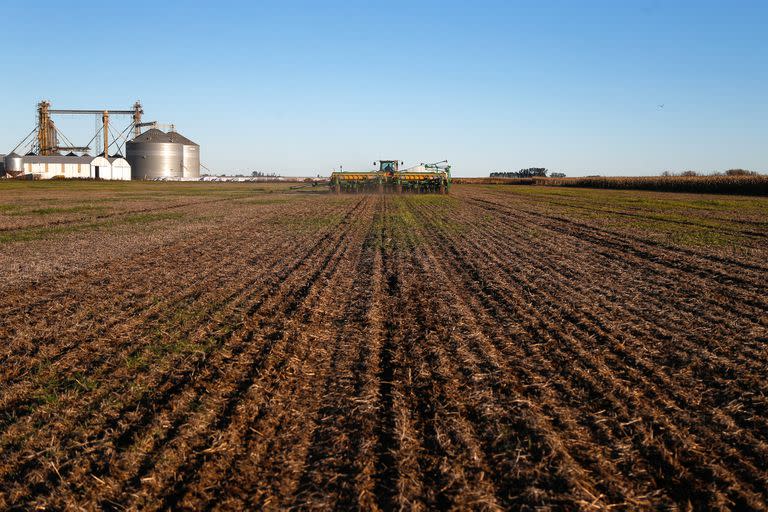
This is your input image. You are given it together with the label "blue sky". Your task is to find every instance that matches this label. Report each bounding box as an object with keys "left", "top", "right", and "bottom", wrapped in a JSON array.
[{"left": 1, "top": 0, "right": 766, "bottom": 176}]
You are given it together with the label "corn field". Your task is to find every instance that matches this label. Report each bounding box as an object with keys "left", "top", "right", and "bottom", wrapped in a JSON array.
[
  {"left": 542, "top": 174, "right": 768, "bottom": 195},
  {"left": 456, "top": 175, "right": 768, "bottom": 195}
]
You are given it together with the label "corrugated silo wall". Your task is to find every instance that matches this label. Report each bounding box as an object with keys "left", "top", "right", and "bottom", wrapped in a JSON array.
[
  {"left": 127, "top": 141, "right": 184, "bottom": 179},
  {"left": 182, "top": 144, "right": 200, "bottom": 178},
  {"left": 5, "top": 154, "right": 24, "bottom": 174}
]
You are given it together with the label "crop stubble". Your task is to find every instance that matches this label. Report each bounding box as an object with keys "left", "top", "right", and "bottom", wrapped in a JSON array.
[{"left": 0, "top": 183, "right": 766, "bottom": 510}]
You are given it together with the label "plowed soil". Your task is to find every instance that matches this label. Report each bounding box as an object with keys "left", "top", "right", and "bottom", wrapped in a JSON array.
[{"left": 1, "top": 182, "right": 767, "bottom": 511}]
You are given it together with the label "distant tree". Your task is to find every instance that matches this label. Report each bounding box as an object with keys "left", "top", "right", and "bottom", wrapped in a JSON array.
[
  {"left": 680, "top": 170, "right": 699, "bottom": 176},
  {"left": 518, "top": 168, "right": 548, "bottom": 178},
  {"left": 490, "top": 168, "right": 549, "bottom": 178},
  {"left": 550, "top": 172, "right": 566, "bottom": 178},
  {"left": 724, "top": 169, "right": 758, "bottom": 176},
  {"left": 249, "top": 170, "right": 281, "bottom": 177}
]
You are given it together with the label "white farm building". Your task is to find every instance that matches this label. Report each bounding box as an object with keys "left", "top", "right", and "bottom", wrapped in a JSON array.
[{"left": 4, "top": 154, "right": 131, "bottom": 180}]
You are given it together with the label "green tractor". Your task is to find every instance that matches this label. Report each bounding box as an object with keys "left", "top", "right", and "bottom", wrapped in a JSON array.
[{"left": 330, "top": 160, "right": 451, "bottom": 194}]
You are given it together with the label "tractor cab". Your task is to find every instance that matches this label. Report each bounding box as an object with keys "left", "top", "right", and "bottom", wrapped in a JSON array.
[{"left": 378, "top": 160, "right": 399, "bottom": 176}]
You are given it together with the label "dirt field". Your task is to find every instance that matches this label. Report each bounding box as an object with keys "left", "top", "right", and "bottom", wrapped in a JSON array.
[{"left": 1, "top": 181, "right": 766, "bottom": 510}]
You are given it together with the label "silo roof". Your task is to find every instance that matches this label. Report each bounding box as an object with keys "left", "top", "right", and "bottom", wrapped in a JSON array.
[
  {"left": 168, "top": 131, "right": 198, "bottom": 146},
  {"left": 129, "top": 128, "right": 175, "bottom": 144}
]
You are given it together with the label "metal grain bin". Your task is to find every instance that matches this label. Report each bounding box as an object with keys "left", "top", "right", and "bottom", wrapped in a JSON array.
[
  {"left": 4, "top": 153, "right": 24, "bottom": 175},
  {"left": 168, "top": 131, "right": 200, "bottom": 179},
  {"left": 126, "top": 129, "right": 183, "bottom": 179}
]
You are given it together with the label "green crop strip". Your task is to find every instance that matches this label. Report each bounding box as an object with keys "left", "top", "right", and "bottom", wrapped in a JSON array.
[{"left": 0, "top": 211, "right": 185, "bottom": 244}]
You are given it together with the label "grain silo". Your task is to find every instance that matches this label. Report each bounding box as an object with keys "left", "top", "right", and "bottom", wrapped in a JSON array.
[
  {"left": 4, "top": 153, "right": 24, "bottom": 175},
  {"left": 126, "top": 129, "right": 183, "bottom": 179},
  {"left": 168, "top": 131, "right": 200, "bottom": 179}
]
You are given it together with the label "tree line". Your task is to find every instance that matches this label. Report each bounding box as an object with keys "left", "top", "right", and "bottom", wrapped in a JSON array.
[{"left": 490, "top": 168, "right": 566, "bottom": 178}]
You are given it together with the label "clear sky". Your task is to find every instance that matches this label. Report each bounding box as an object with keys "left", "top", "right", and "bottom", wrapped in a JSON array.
[{"left": 1, "top": 0, "right": 766, "bottom": 176}]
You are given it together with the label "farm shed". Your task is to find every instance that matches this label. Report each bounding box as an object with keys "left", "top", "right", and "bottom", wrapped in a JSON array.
[
  {"left": 107, "top": 157, "right": 132, "bottom": 181},
  {"left": 22, "top": 155, "right": 93, "bottom": 179},
  {"left": 88, "top": 156, "right": 111, "bottom": 179}
]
